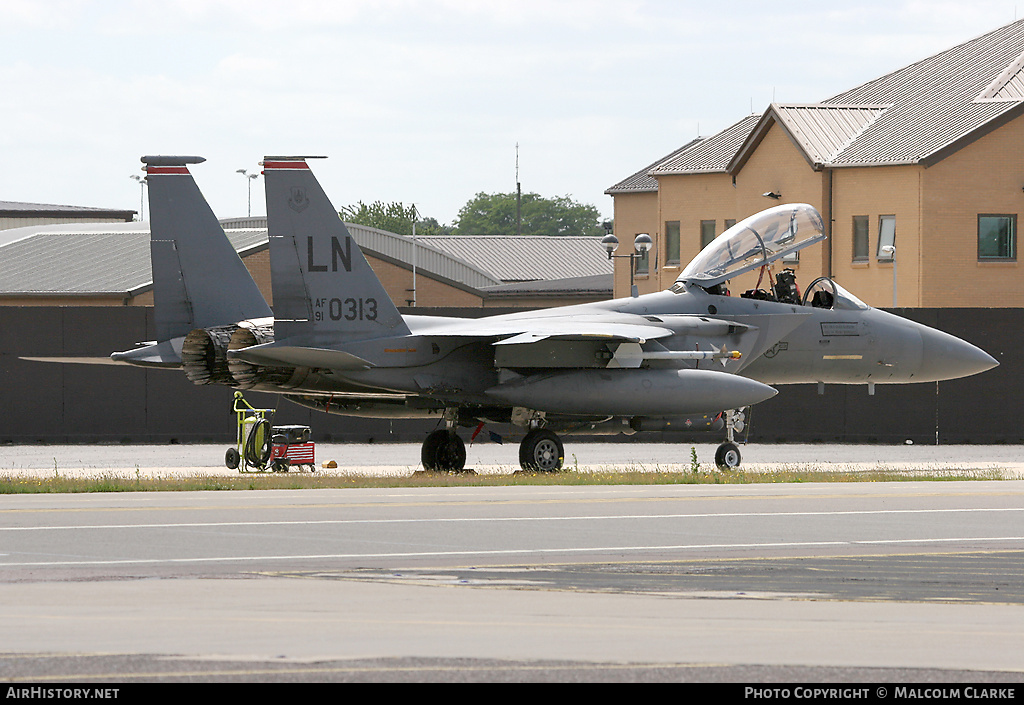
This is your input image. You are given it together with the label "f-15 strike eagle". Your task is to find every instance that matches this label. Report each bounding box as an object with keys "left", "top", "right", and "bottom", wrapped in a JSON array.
[{"left": 113, "top": 155, "right": 998, "bottom": 471}]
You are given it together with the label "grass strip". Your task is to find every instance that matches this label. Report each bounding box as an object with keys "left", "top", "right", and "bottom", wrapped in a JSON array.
[{"left": 0, "top": 466, "right": 1010, "bottom": 493}]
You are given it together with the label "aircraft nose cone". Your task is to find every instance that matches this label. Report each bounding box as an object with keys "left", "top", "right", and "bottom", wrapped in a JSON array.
[{"left": 918, "top": 326, "right": 998, "bottom": 382}]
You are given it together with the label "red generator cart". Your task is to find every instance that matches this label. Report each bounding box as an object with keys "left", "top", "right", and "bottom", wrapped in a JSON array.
[{"left": 268, "top": 425, "right": 316, "bottom": 473}]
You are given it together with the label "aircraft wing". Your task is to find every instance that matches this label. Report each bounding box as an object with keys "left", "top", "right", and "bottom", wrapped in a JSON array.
[
  {"left": 407, "top": 316, "right": 676, "bottom": 345},
  {"left": 227, "top": 342, "right": 374, "bottom": 370}
]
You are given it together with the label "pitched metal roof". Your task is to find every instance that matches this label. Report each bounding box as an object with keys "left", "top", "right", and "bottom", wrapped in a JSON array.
[
  {"left": 414, "top": 235, "right": 612, "bottom": 282},
  {"left": 649, "top": 115, "right": 761, "bottom": 175},
  {"left": 818, "top": 18, "right": 1024, "bottom": 167},
  {"left": 604, "top": 138, "right": 704, "bottom": 194},
  {"left": 746, "top": 104, "right": 890, "bottom": 169},
  {"left": 0, "top": 201, "right": 135, "bottom": 219},
  {"left": 610, "top": 18, "right": 1024, "bottom": 184},
  {"left": 480, "top": 273, "right": 612, "bottom": 299},
  {"left": 0, "top": 224, "right": 265, "bottom": 296},
  {"left": 0, "top": 221, "right": 608, "bottom": 296}
]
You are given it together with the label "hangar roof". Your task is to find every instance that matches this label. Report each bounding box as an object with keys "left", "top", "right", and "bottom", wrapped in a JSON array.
[
  {"left": 0, "top": 219, "right": 607, "bottom": 297},
  {"left": 413, "top": 235, "right": 611, "bottom": 282},
  {"left": 0, "top": 223, "right": 265, "bottom": 297},
  {"left": 480, "top": 273, "right": 612, "bottom": 300},
  {"left": 0, "top": 201, "right": 135, "bottom": 220}
]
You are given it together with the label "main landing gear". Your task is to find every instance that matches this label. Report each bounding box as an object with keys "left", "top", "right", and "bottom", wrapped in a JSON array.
[
  {"left": 421, "top": 429, "right": 466, "bottom": 472},
  {"left": 420, "top": 409, "right": 745, "bottom": 473},
  {"left": 714, "top": 408, "right": 746, "bottom": 469},
  {"left": 420, "top": 426, "right": 566, "bottom": 473}
]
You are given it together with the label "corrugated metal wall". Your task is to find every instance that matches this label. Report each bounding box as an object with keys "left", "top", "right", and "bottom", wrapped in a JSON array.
[{"left": 0, "top": 307, "right": 1015, "bottom": 445}]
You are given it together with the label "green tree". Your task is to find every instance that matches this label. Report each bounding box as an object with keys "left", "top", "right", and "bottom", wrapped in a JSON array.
[
  {"left": 339, "top": 201, "right": 417, "bottom": 236},
  {"left": 454, "top": 192, "right": 604, "bottom": 237},
  {"left": 339, "top": 201, "right": 454, "bottom": 237}
]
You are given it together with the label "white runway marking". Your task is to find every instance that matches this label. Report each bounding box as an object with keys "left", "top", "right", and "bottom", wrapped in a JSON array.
[
  {"left": 1, "top": 506, "right": 1021, "bottom": 531},
  {"left": 3, "top": 537, "right": 1024, "bottom": 568}
]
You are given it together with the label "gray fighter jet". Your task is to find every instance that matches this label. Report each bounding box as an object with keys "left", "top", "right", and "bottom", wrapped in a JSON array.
[
  {"left": 110, "top": 156, "right": 997, "bottom": 470},
  {"left": 196, "top": 156, "right": 995, "bottom": 471}
]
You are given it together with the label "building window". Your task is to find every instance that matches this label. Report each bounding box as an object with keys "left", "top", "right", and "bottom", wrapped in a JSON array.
[
  {"left": 634, "top": 239, "right": 649, "bottom": 275},
  {"left": 665, "top": 221, "right": 680, "bottom": 265},
  {"left": 724, "top": 219, "right": 737, "bottom": 231},
  {"left": 877, "top": 215, "right": 896, "bottom": 261},
  {"left": 978, "top": 214, "right": 1016, "bottom": 260},
  {"left": 853, "top": 215, "right": 869, "bottom": 262},
  {"left": 700, "top": 220, "right": 716, "bottom": 249}
]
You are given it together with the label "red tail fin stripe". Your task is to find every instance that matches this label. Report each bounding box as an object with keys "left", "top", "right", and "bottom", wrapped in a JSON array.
[
  {"left": 146, "top": 166, "right": 191, "bottom": 175},
  {"left": 263, "top": 161, "right": 309, "bottom": 170}
]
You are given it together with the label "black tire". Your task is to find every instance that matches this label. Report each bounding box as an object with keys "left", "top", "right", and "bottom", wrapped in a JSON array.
[
  {"left": 225, "top": 447, "right": 240, "bottom": 469},
  {"left": 421, "top": 430, "right": 466, "bottom": 472},
  {"left": 519, "top": 429, "right": 564, "bottom": 472},
  {"left": 715, "top": 442, "right": 741, "bottom": 469}
]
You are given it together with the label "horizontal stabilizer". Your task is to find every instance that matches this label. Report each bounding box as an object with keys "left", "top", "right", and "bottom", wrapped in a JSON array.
[
  {"left": 109, "top": 339, "right": 184, "bottom": 367},
  {"left": 31, "top": 340, "right": 185, "bottom": 368},
  {"left": 20, "top": 356, "right": 140, "bottom": 367}
]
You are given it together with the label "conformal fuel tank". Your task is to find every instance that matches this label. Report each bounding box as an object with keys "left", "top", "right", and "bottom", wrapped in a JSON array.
[{"left": 485, "top": 368, "right": 776, "bottom": 416}]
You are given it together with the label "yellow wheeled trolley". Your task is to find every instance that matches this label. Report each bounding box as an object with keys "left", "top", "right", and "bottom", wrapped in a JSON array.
[{"left": 225, "top": 392, "right": 315, "bottom": 472}]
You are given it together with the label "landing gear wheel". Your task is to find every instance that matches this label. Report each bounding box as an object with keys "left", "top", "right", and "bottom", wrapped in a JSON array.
[
  {"left": 421, "top": 429, "right": 467, "bottom": 472},
  {"left": 519, "top": 429, "right": 564, "bottom": 472},
  {"left": 225, "top": 447, "right": 240, "bottom": 469},
  {"left": 715, "top": 442, "right": 741, "bottom": 469}
]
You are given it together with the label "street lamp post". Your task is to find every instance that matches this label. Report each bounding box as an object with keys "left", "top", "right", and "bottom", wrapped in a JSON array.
[
  {"left": 411, "top": 204, "right": 418, "bottom": 307},
  {"left": 129, "top": 174, "right": 146, "bottom": 221},
  {"left": 602, "top": 231, "right": 653, "bottom": 298},
  {"left": 236, "top": 169, "right": 260, "bottom": 217}
]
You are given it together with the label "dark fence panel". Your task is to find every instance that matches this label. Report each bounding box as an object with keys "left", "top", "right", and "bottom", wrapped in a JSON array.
[{"left": 0, "top": 307, "right": 1015, "bottom": 445}]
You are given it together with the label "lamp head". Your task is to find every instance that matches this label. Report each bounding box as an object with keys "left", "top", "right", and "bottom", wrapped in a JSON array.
[
  {"left": 633, "top": 233, "right": 653, "bottom": 254},
  {"left": 601, "top": 233, "right": 619, "bottom": 257}
]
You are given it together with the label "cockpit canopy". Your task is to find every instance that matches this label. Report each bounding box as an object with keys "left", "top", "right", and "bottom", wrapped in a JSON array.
[{"left": 677, "top": 204, "right": 826, "bottom": 288}]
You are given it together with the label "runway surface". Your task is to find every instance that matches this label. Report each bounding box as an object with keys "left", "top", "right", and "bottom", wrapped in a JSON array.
[
  {"left": 2, "top": 444, "right": 1023, "bottom": 682},
  {"left": 3, "top": 441, "right": 1024, "bottom": 478}
]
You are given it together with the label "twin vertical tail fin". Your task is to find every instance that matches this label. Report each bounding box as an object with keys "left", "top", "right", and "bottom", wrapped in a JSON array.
[
  {"left": 144, "top": 155, "right": 272, "bottom": 341},
  {"left": 111, "top": 156, "right": 273, "bottom": 368},
  {"left": 262, "top": 156, "right": 410, "bottom": 345}
]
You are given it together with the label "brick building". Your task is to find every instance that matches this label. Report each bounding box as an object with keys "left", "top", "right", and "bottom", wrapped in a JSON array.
[{"left": 606, "top": 19, "right": 1024, "bottom": 308}]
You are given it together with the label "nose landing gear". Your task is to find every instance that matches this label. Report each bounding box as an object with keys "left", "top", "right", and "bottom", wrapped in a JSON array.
[{"left": 714, "top": 408, "right": 746, "bottom": 469}]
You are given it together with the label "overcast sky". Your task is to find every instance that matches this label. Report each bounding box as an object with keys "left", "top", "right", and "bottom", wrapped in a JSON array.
[{"left": 1, "top": 0, "right": 1020, "bottom": 226}]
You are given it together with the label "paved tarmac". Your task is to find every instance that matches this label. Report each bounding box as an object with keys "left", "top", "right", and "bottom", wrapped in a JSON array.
[
  {"left": 2, "top": 443, "right": 1023, "bottom": 683},
  {"left": 2, "top": 441, "right": 1022, "bottom": 478}
]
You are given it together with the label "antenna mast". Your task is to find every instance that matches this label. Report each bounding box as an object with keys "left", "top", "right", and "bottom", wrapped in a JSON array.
[{"left": 516, "top": 143, "right": 522, "bottom": 237}]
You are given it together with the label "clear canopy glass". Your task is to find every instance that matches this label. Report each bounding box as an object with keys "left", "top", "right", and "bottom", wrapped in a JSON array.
[{"left": 677, "top": 204, "right": 826, "bottom": 287}]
